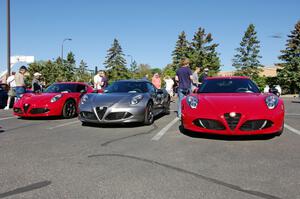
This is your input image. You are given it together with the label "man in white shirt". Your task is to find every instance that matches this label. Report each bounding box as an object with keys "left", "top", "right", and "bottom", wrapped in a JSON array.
[
  {"left": 4, "top": 72, "right": 16, "bottom": 110},
  {"left": 93, "top": 71, "right": 102, "bottom": 90}
]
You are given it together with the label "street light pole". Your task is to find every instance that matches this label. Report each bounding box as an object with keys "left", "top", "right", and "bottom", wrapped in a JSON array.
[
  {"left": 61, "top": 38, "right": 72, "bottom": 63},
  {"left": 7, "top": 0, "right": 11, "bottom": 76}
]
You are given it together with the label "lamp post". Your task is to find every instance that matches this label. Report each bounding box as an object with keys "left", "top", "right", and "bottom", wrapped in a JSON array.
[
  {"left": 61, "top": 38, "right": 72, "bottom": 62},
  {"left": 7, "top": 0, "right": 11, "bottom": 76}
]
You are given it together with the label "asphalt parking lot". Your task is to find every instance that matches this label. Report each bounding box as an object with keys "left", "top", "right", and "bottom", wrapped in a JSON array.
[{"left": 0, "top": 98, "right": 299, "bottom": 199}]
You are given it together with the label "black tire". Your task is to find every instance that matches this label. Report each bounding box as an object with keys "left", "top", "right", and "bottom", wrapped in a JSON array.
[
  {"left": 163, "top": 96, "right": 171, "bottom": 115},
  {"left": 62, "top": 100, "right": 77, "bottom": 119},
  {"left": 144, "top": 102, "right": 154, "bottom": 125}
]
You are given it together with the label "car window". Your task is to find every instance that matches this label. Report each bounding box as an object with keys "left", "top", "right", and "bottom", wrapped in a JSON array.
[
  {"left": 76, "top": 84, "right": 86, "bottom": 92},
  {"left": 44, "top": 84, "right": 79, "bottom": 93},
  {"left": 146, "top": 83, "right": 155, "bottom": 93},
  {"left": 199, "top": 79, "right": 260, "bottom": 93},
  {"left": 104, "top": 82, "right": 148, "bottom": 93}
]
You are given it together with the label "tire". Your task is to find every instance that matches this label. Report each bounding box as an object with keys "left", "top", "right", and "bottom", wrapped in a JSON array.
[
  {"left": 163, "top": 96, "right": 171, "bottom": 115},
  {"left": 144, "top": 102, "right": 154, "bottom": 125},
  {"left": 62, "top": 100, "right": 77, "bottom": 119}
]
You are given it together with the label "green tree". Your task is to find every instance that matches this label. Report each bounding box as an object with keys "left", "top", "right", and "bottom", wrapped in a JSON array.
[
  {"left": 277, "top": 21, "right": 300, "bottom": 94},
  {"left": 162, "top": 64, "right": 176, "bottom": 78},
  {"left": 129, "top": 60, "right": 139, "bottom": 79},
  {"left": 137, "top": 64, "right": 152, "bottom": 79},
  {"left": 190, "top": 27, "right": 221, "bottom": 74},
  {"left": 233, "top": 24, "right": 262, "bottom": 79},
  {"left": 172, "top": 31, "right": 190, "bottom": 70},
  {"left": 74, "top": 60, "right": 91, "bottom": 82},
  {"left": 66, "top": 51, "right": 76, "bottom": 64},
  {"left": 104, "top": 38, "right": 129, "bottom": 81}
]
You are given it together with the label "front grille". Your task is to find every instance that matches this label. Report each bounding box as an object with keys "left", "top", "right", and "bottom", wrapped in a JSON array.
[
  {"left": 224, "top": 113, "right": 241, "bottom": 130},
  {"left": 193, "top": 119, "right": 225, "bottom": 130},
  {"left": 95, "top": 107, "right": 107, "bottom": 120},
  {"left": 105, "top": 112, "right": 128, "bottom": 120},
  {"left": 30, "top": 108, "right": 49, "bottom": 114},
  {"left": 13, "top": 108, "right": 23, "bottom": 114},
  {"left": 23, "top": 104, "right": 30, "bottom": 113},
  {"left": 80, "top": 111, "right": 97, "bottom": 120},
  {"left": 240, "top": 120, "right": 273, "bottom": 131}
]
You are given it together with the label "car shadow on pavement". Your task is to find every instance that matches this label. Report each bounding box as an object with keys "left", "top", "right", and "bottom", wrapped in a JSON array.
[
  {"left": 17, "top": 116, "right": 72, "bottom": 121},
  {"left": 82, "top": 113, "right": 168, "bottom": 129},
  {"left": 179, "top": 125, "right": 278, "bottom": 141}
]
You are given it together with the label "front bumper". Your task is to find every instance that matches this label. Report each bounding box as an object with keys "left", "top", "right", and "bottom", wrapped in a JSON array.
[
  {"left": 78, "top": 104, "right": 146, "bottom": 124},
  {"left": 13, "top": 103, "right": 62, "bottom": 117},
  {"left": 181, "top": 105, "right": 284, "bottom": 135}
]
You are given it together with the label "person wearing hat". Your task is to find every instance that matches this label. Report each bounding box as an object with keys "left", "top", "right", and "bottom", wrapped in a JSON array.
[
  {"left": 15, "top": 65, "right": 28, "bottom": 100},
  {"left": 32, "top": 72, "right": 43, "bottom": 93},
  {"left": 200, "top": 68, "right": 209, "bottom": 83}
]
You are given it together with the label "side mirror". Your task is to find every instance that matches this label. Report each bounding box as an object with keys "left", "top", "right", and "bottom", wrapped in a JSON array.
[{"left": 80, "top": 89, "right": 87, "bottom": 94}]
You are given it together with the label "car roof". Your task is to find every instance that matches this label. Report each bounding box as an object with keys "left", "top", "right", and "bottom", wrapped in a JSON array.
[
  {"left": 53, "top": 82, "right": 88, "bottom": 85},
  {"left": 206, "top": 76, "right": 250, "bottom": 80},
  {"left": 116, "top": 79, "right": 149, "bottom": 83}
]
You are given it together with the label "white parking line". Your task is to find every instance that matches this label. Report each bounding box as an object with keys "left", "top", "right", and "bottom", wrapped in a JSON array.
[
  {"left": 48, "top": 120, "right": 79, "bottom": 130},
  {"left": 0, "top": 116, "right": 16, "bottom": 121},
  {"left": 151, "top": 117, "right": 179, "bottom": 141},
  {"left": 284, "top": 123, "right": 300, "bottom": 136}
]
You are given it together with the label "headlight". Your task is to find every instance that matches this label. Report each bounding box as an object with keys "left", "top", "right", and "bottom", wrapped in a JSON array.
[
  {"left": 265, "top": 95, "right": 279, "bottom": 109},
  {"left": 50, "top": 94, "right": 62, "bottom": 103},
  {"left": 81, "top": 94, "right": 89, "bottom": 105},
  {"left": 131, "top": 95, "right": 143, "bottom": 105},
  {"left": 186, "top": 95, "right": 198, "bottom": 109}
]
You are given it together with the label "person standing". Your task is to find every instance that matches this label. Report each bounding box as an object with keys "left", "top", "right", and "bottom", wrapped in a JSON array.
[
  {"left": 164, "top": 76, "right": 174, "bottom": 97},
  {"left": 191, "top": 66, "right": 201, "bottom": 92},
  {"left": 200, "top": 68, "right": 209, "bottom": 83},
  {"left": 4, "top": 72, "right": 16, "bottom": 110},
  {"left": 175, "top": 58, "right": 193, "bottom": 118},
  {"left": 15, "top": 66, "right": 28, "bottom": 100},
  {"left": 93, "top": 71, "right": 102, "bottom": 90},
  {"left": 100, "top": 71, "right": 108, "bottom": 89},
  {"left": 32, "top": 72, "right": 43, "bottom": 93},
  {"left": 152, "top": 73, "right": 161, "bottom": 89}
]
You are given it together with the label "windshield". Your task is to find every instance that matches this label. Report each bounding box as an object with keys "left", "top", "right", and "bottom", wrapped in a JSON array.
[
  {"left": 198, "top": 78, "right": 260, "bottom": 93},
  {"left": 44, "top": 83, "right": 81, "bottom": 93},
  {"left": 104, "top": 82, "right": 148, "bottom": 93}
]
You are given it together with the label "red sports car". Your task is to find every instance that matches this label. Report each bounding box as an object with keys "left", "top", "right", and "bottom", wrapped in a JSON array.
[
  {"left": 181, "top": 76, "right": 284, "bottom": 136},
  {"left": 13, "top": 82, "right": 94, "bottom": 118}
]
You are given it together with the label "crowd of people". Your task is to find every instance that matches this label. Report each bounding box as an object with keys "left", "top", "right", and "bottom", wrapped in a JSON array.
[{"left": 1, "top": 61, "right": 209, "bottom": 119}]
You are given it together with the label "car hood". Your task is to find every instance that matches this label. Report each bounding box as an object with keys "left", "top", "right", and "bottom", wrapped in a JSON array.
[
  {"left": 195, "top": 93, "right": 271, "bottom": 114},
  {"left": 18, "top": 93, "right": 61, "bottom": 104},
  {"left": 89, "top": 93, "right": 140, "bottom": 107}
]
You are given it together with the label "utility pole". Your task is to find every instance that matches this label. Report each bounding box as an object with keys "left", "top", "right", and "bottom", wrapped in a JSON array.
[{"left": 7, "top": 0, "right": 11, "bottom": 76}]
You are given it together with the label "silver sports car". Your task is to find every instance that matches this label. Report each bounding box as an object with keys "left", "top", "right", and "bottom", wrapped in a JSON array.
[{"left": 78, "top": 80, "right": 170, "bottom": 125}]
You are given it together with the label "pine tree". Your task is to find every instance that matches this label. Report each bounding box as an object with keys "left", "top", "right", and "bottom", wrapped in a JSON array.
[
  {"left": 233, "top": 24, "right": 262, "bottom": 79},
  {"left": 190, "top": 27, "right": 221, "bottom": 74},
  {"left": 129, "top": 60, "right": 139, "bottom": 79},
  {"left": 172, "top": 31, "right": 189, "bottom": 70},
  {"left": 277, "top": 21, "right": 300, "bottom": 94},
  {"left": 67, "top": 51, "right": 76, "bottom": 64},
  {"left": 75, "top": 60, "right": 90, "bottom": 82},
  {"left": 103, "top": 38, "right": 128, "bottom": 81}
]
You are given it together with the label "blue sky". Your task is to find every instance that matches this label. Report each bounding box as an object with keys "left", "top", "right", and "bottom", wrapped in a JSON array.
[{"left": 0, "top": 0, "right": 299, "bottom": 72}]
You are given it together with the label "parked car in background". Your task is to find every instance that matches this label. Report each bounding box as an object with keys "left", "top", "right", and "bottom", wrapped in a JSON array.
[
  {"left": 181, "top": 76, "right": 284, "bottom": 136},
  {"left": 13, "top": 82, "right": 94, "bottom": 118},
  {"left": 0, "top": 83, "right": 9, "bottom": 109},
  {"left": 79, "top": 80, "right": 170, "bottom": 126}
]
